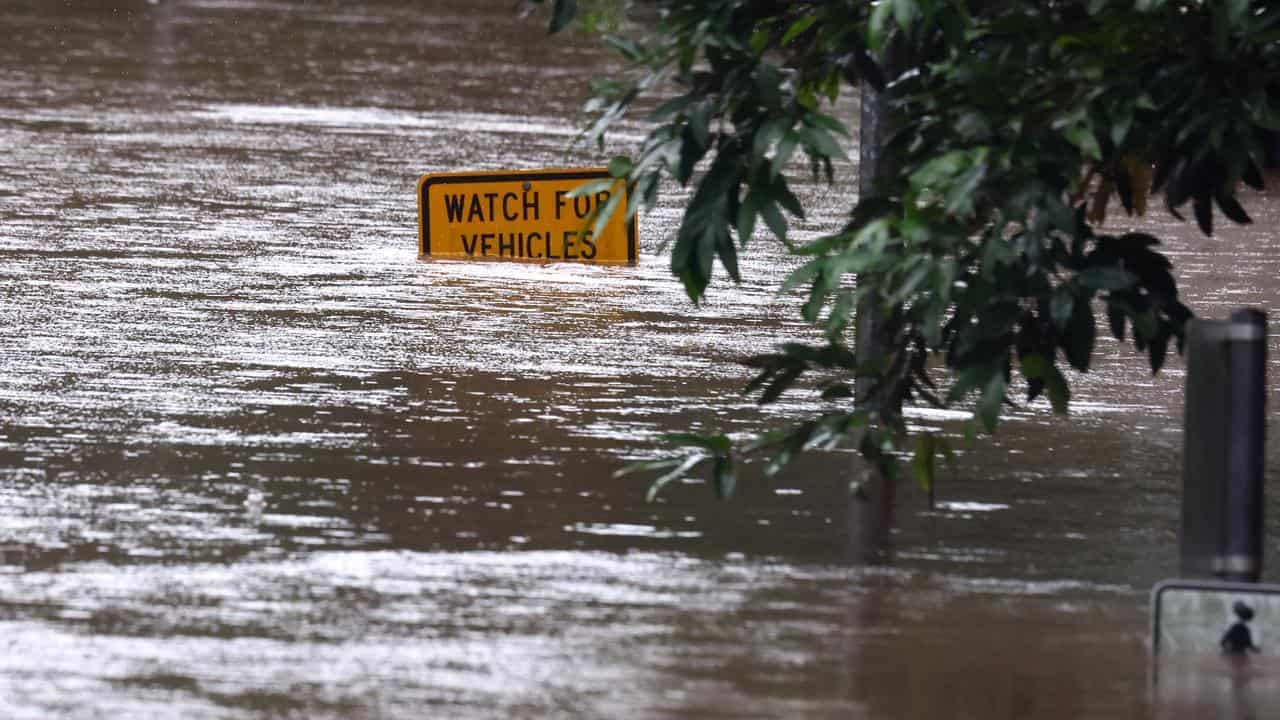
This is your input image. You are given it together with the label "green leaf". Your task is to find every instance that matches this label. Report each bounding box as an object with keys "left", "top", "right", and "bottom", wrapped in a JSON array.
[
  {"left": 1149, "top": 330, "right": 1169, "bottom": 373},
  {"left": 607, "top": 155, "right": 633, "bottom": 178},
  {"left": 659, "top": 431, "right": 731, "bottom": 455},
  {"left": 1192, "top": 194, "right": 1213, "bottom": 236},
  {"left": 781, "top": 257, "right": 822, "bottom": 294},
  {"left": 821, "top": 383, "right": 854, "bottom": 400},
  {"left": 909, "top": 149, "right": 970, "bottom": 190},
  {"left": 627, "top": 172, "right": 656, "bottom": 221},
  {"left": 589, "top": 181, "right": 624, "bottom": 240},
  {"left": 753, "top": 116, "right": 789, "bottom": 159},
  {"left": 892, "top": 0, "right": 919, "bottom": 32},
  {"left": 1021, "top": 353, "right": 1047, "bottom": 380},
  {"left": 676, "top": 131, "right": 708, "bottom": 185},
  {"left": 825, "top": 289, "right": 857, "bottom": 340},
  {"left": 771, "top": 177, "right": 805, "bottom": 218},
  {"left": 912, "top": 432, "right": 937, "bottom": 494},
  {"left": 750, "top": 28, "right": 770, "bottom": 55},
  {"left": 715, "top": 227, "right": 742, "bottom": 282},
  {"left": 672, "top": 219, "right": 709, "bottom": 302},
  {"left": 781, "top": 15, "right": 817, "bottom": 45},
  {"left": 868, "top": 0, "right": 894, "bottom": 50},
  {"left": 688, "top": 102, "right": 711, "bottom": 151},
  {"left": 1045, "top": 365, "right": 1070, "bottom": 414},
  {"left": 936, "top": 436, "right": 958, "bottom": 471},
  {"left": 649, "top": 95, "right": 695, "bottom": 122},
  {"left": 977, "top": 367, "right": 1006, "bottom": 433},
  {"left": 712, "top": 456, "right": 736, "bottom": 498},
  {"left": 605, "top": 35, "right": 646, "bottom": 63},
  {"left": 673, "top": 152, "right": 739, "bottom": 298},
  {"left": 799, "top": 125, "right": 849, "bottom": 161},
  {"left": 759, "top": 365, "right": 803, "bottom": 404},
  {"left": 1215, "top": 192, "right": 1252, "bottom": 225},
  {"left": 760, "top": 199, "right": 788, "bottom": 241},
  {"left": 1107, "top": 301, "right": 1126, "bottom": 341},
  {"left": 549, "top": 0, "right": 576, "bottom": 34},
  {"left": 1132, "top": 308, "right": 1159, "bottom": 341},
  {"left": 1076, "top": 266, "right": 1136, "bottom": 291},
  {"left": 754, "top": 63, "right": 783, "bottom": 110},
  {"left": 889, "top": 260, "right": 931, "bottom": 304},
  {"left": 613, "top": 456, "right": 685, "bottom": 478},
  {"left": 944, "top": 162, "right": 986, "bottom": 216},
  {"left": 1063, "top": 297, "right": 1096, "bottom": 372},
  {"left": 1050, "top": 286, "right": 1075, "bottom": 329},
  {"left": 1065, "top": 124, "right": 1101, "bottom": 160},
  {"left": 1110, "top": 106, "right": 1133, "bottom": 147},
  {"left": 947, "top": 361, "right": 993, "bottom": 404},
  {"left": 805, "top": 112, "right": 850, "bottom": 137},
  {"left": 567, "top": 178, "right": 615, "bottom": 199},
  {"left": 1225, "top": 0, "right": 1248, "bottom": 28},
  {"left": 737, "top": 191, "right": 758, "bottom": 243},
  {"left": 645, "top": 454, "right": 704, "bottom": 502},
  {"left": 771, "top": 131, "right": 799, "bottom": 175}
]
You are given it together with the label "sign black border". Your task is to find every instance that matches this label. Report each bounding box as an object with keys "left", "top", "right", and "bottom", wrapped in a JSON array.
[
  {"left": 1150, "top": 578, "right": 1280, "bottom": 657},
  {"left": 418, "top": 169, "right": 638, "bottom": 264}
]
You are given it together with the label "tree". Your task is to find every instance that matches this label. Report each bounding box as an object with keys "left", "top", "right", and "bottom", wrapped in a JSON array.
[{"left": 527, "top": 0, "right": 1280, "bottom": 498}]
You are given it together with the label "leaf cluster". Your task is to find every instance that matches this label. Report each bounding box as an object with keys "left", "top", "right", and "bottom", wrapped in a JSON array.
[{"left": 538, "top": 0, "right": 1280, "bottom": 499}]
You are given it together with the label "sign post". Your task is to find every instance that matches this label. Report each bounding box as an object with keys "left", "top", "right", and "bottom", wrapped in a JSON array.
[
  {"left": 1181, "top": 310, "right": 1267, "bottom": 581},
  {"left": 417, "top": 168, "right": 638, "bottom": 265}
]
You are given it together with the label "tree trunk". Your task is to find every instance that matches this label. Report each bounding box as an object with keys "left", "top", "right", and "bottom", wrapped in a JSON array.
[{"left": 847, "top": 56, "right": 902, "bottom": 565}]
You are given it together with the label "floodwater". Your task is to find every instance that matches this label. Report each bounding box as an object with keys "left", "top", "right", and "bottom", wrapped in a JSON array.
[{"left": 0, "top": 1, "right": 1278, "bottom": 717}]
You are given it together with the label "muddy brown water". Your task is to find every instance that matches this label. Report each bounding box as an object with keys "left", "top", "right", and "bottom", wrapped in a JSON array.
[{"left": 1, "top": 1, "right": 1279, "bottom": 717}]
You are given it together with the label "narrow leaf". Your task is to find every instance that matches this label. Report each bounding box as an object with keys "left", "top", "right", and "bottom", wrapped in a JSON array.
[
  {"left": 549, "top": 0, "right": 576, "bottom": 34},
  {"left": 977, "top": 368, "right": 1006, "bottom": 433},
  {"left": 607, "top": 155, "right": 633, "bottom": 178},
  {"left": 781, "top": 15, "right": 817, "bottom": 45},
  {"left": 713, "top": 456, "right": 736, "bottom": 498},
  {"left": 911, "top": 432, "right": 937, "bottom": 494},
  {"left": 645, "top": 454, "right": 704, "bottom": 502},
  {"left": 589, "top": 181, "right": 625, "bottom": 240},
  {"left": 1046, "top": 365, "right": 1070, "bottom": 414},
  {"left": 1215, "top": 191, "right": 1252, "bottom": 225}
]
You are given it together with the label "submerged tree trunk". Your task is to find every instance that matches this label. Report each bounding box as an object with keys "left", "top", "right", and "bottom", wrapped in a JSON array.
[{"left": 848, "top": 61, "right": 902, "bottom": 565}]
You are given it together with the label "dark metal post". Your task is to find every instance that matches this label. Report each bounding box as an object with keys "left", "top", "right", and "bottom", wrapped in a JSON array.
[
  {"left": 1222, "top": 308, "right": 1266, "bottom": 581},
  {"left": 1180, "top": 309, "right": 1267, "bottom": 581}
]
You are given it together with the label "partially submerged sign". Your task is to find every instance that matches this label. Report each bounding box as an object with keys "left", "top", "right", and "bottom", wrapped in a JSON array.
[
  {"left": 1153, "top": 579, "right": 1280, "bottom": 658},
  {"left": 1151, "top": 579, "right": 1280, "bottom": 708},
  {"left": 416, "top": 168, "right": 637, "bottom": 265}
]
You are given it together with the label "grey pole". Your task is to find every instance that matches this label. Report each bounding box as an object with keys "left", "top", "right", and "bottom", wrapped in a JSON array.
[
  {"left": 1181, "top": 309, "right": 1267, "bottom": 581},
  {"left": 1221, "top": 308, "right": 1266, "bottom": 581}
]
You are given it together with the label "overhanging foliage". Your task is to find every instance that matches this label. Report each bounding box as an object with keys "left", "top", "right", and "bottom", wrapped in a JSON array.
[{"left": 526, "top": 0, "right": 1280, "bottom": 497}]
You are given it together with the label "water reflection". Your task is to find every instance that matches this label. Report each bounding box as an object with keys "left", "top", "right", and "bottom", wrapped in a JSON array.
[
  {"left": 0, "top": 550, "right": 1145, "bottom": 718},
  {"left": 0, "top": 0, "right": 1278, "bottom": 716}
]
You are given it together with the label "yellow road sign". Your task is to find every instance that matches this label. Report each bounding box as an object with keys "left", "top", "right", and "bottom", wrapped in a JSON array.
[{"left": 417, "top": 168, "right": 638, "bottom": 265}]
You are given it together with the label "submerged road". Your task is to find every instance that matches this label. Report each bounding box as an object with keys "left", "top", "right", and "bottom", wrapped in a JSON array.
[{"left": 0, "top": 1, "right": 1278, "bottom": 716}]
